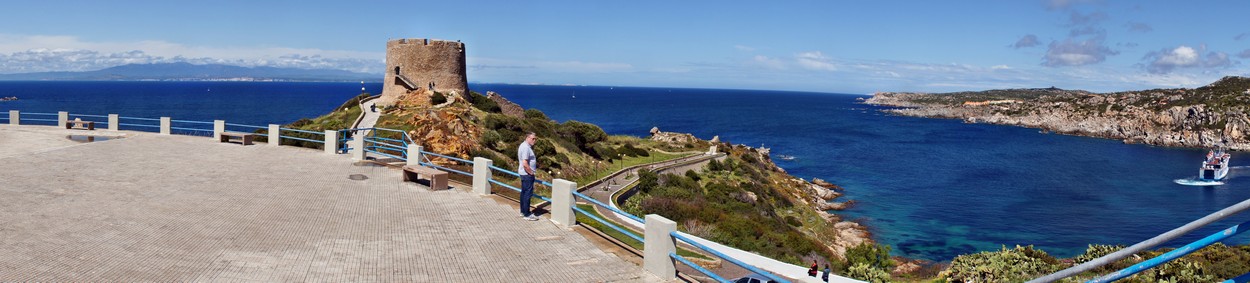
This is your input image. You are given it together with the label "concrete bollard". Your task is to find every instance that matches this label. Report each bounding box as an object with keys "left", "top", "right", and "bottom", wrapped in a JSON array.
[
  {"left": 159, "top": 117, "right": 171, "bottom": 135},
  {"left": 213, "top": 120, "right": 225, "bottom": 141},
  {"left": 472, "top": 157, "right": 493, "bottom": 195},
  {"left": 644, "top": 214, "right": 677, "bottom": 280},
  {"left": 268, "top": 124, "right": 281, "bottom": 146},
  {"left": 57, "top": 111, "right": 68, "bottom": 128},
  {"left": 108, "top": 114, "right": 118, "bottom": 131},
  {"left": 408, "top": 145, "right": 423, "bottom": 166},
  {"left": 323, "top": 130, "right": 337, "bottom": 154},
  {"left": 8, "top": 110, "right": 17, "bottom": 125},
  {"left": 551, "top": 179, "right": 577, "bottom": 229},
  {"left": 350, "top": 136, "right": 365, "bottom": 161}
]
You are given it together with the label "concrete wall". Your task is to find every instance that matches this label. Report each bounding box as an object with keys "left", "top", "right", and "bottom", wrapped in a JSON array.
[{"left": 380, "top": 38, "right": 469, "bottom": 106}]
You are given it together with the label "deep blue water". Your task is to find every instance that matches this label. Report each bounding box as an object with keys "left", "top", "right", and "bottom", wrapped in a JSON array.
[
  {"left": 470, "top": 83, "right": 1250, "bottom": 261},
  {"left": 0, "top": 81, "right": 377, "bottom": 132},
  {"left": 3, "top": 81, "right": 1249, "bottom": 261}
]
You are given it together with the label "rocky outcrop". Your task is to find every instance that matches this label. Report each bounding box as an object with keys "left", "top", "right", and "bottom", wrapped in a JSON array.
[
  {"left": 649, "top": 127, "right": 702, "bottom": 144},
  {"left": 389, "top": 94, "right": 481, "bottom": 165},
  {"left": 866, "top": 76, "right": 1250, "bottom": 150},
  {"left": 487, "top": 91, "right": 525, "bottom": 118}
]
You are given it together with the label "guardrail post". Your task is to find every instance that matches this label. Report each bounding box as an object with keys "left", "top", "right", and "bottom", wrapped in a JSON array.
[
  {"left": 407, "top": 145, "right": 422, "bottom": 166},
  {"left": 8, "top": 110, "right": 17, "bottom": 125},
  {"left": 213, "top": 120, "right": 225, "bottom": 140},
  {"left": 159, "top": 117, "right": 171, "bottom": 135},
  {"left": 324, "top": 130, "right": 337, "bottom": 154},
  {"left": 350, "top": 136, "right": 365, "bottom": 161},
  {"left": 108, "top": 114, "right": 118, "bottom": 131},
  {"left": 551, "top": 179, "right": 577, "bottom": 229},
  {"left": 268, "top": 124, "right": 280, "bottom": 146},
  {"left": 57, "top": 111, "right": 68, "bottom": 128},
  {"left": 645, "top": 214, "right": 677, "bottom": 280},
  {"left": 472, "top": 157, "right": 493, "bottom": 195}
]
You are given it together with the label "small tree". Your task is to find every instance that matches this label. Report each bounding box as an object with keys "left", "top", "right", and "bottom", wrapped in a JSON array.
[{"left": 431, "top": 91, "right": 448, "bottom": 105}]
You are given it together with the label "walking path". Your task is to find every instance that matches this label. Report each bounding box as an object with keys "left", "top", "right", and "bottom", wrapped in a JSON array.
[{"left": 0, "top": 125, "right": 657, "bottom": 282}]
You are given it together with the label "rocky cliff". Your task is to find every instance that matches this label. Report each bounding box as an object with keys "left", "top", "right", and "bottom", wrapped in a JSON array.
[{"left": 865, "top": 76, "right": 1250, "bottom": 150}]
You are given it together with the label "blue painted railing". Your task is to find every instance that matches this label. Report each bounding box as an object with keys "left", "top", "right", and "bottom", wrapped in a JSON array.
[
  {"left": 672, "top": 232, "right": 789, "bottom": 283},
  {"left": 1089, "top": 220, "right": 1250, "bottom": 283},
  {"left": 1032, "top": 197, "right": 1250, "bottom": 282},
  {"left": 21, "top": 112, "right": 58, "bottom": 124}
]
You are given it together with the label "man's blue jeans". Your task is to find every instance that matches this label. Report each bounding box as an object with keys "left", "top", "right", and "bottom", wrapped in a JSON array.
[{"left": 520, "top": 175, "right": 535, "bottom": 216}]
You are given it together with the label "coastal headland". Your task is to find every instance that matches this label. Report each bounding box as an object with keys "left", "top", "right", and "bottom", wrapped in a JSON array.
[{"left": 866, "top": 76, "right": 1250, "bottom": 150}]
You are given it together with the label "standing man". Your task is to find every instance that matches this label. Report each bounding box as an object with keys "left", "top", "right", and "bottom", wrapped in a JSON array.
[{"left": 517, "top": 132, "right": 539, "bottom": 221}]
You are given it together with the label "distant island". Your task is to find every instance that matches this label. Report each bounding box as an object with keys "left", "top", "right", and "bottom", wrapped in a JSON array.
[
  {"left": 0, "top": 62, "right": 380, "bottom": 82},
  {"left": 866, "top": 76, "right": 1250, "bottom": 150}
]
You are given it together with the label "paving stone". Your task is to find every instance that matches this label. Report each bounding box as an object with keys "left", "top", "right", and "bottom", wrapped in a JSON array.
[{"left": 0, "top": 125, "right": 662, "bottom": 282}]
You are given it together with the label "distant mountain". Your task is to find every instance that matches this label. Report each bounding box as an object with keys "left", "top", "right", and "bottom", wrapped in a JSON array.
[{"left": 0, "top": 62, "right": 381, "bottom": 82}]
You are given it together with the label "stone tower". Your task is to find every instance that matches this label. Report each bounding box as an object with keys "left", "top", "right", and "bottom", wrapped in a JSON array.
[{"left": 380, "top": 38, "right": 469, "bottom": 106}]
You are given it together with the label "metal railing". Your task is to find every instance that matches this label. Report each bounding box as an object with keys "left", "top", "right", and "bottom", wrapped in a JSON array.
[
  {"left": 1031, "top": 197, "right": 1250, "bottom": 282},
  {"left": 20, "top": 112, "right": 58, "bottom": 124},
  {"left": 277, "top": 128, "right": 326, "bottom": 149},
  {"left": 672, "top": 232, "right": 789, "bottom": 283}
]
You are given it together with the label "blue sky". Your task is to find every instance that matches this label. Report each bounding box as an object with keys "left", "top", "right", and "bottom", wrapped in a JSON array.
[{"left": 1, "top": 0, "right": 1248, "bottom": 93}]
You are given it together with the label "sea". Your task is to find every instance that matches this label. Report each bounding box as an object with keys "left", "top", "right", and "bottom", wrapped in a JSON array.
[{"left": 3, "top": 81, "right": 1249, "bottom": 261}]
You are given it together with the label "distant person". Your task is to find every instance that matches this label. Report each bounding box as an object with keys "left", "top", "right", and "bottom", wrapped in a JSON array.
[
  {"left": 517, "top": 132, "right": 539, "bottom": 221},
  {"left": 822, "top": 264, "right": 830, "bottom": 282},
  {"left": 370, "top": 104, "right": 376, "bottom": 113},
  {"left": 808, "top": 261, "right": 818, "bottom": 277}
]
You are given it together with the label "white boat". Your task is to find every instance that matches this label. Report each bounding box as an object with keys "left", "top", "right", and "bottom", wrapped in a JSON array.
[{"left": 1199, "top": 149, "right": 1231, "bottom": 181}]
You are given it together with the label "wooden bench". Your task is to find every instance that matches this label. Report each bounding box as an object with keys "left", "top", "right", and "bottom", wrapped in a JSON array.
[
  {"left": 219, "top": 131, "right": 256, "bottom": 145},
  {"left": 402, "top": 165, "right": 449, "bottom": 190},
  {"left": 65, "top": 120, "right": 95, "bottom": 130}
]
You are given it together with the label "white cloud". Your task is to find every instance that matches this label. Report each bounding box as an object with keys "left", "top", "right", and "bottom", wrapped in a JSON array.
[
  {"left": 795, "top": 51, "right": 836, "bottom": 71},
  {"left": 1043, "top": 36, "right": 1118, "bottom": 66},
  {"left": 734, "top": 45, "right": 756, "bottom": 51},
  {"left": 0, "top": 34, "right": 383, "bottom": 74},
  {"left": 991, "top": 65, "right": 1011, "bottom": 70},
  {"left": 1143, "top": 45, "right": 1232, "bottom": 74}
]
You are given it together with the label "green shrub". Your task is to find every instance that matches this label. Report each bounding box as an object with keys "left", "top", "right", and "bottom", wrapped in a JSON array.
[
  {"left": 847, "top": 263, "right": 893, "bottom": 283},
  {"left": 470, "top": 91, "right": 501, "bottom": 113},
  {"left": 336, "top": 92, "right": 372, "bottom": 111},
  {"left": 1074, "top": 244, "right": 1132, "bottom": 272},
  {"left": 1119, "top": 257, "right": 1216, "bottom": 283},
  {"left": 846, "top": 242, "right": 894, "bottom": 271},
  {"left": 431, "top": 91, "right": 447, "bottom": 105},
  {"left": 593, "top": 144, "right": 619, "bottom": 160},
  {"left": 524, "top": 109, "right": 549, "bottom": 120},
  {"left": 480, "top": 130, "right": 503, "bottom": 150},
  {"left": 706, "top": 159, "right": 725, "bottom": 171},
  {"left": 559, "top": 120, "right": 608, "bottom": 153},
  {"left": 684, "top": 170, "right": 701, "bottom": 182},
  {"left": 945, "top": 245, "right": 1061, "bottom": 283},
  {"left": 784, "top": 215, "right": 802, "bottom": 227}
]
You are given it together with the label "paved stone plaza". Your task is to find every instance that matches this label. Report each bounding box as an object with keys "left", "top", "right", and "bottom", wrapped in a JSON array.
[{"left": 0, "top": 125, "right": 657, "bottom": 282}]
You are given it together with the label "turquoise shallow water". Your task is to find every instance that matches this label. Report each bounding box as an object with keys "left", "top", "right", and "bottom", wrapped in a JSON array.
[{"left": 5, "top": 81, "right": 1249, "bottom": 261}]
